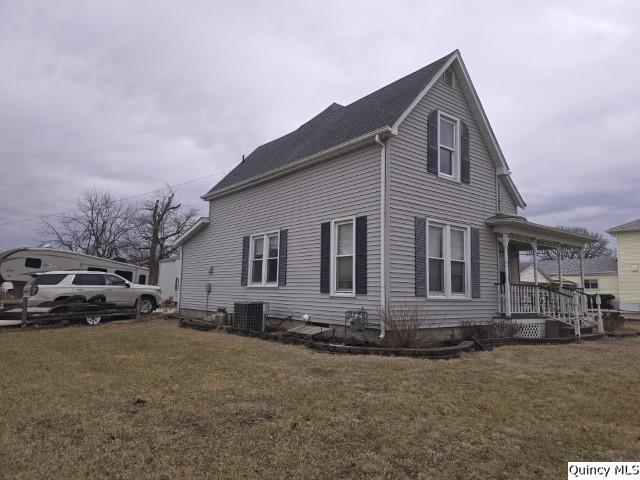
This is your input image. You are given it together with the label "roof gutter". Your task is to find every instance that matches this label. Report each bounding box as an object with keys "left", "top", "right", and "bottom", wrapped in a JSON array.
[{"left": 202, "top": 127, "right": 394, "bottom": 201}]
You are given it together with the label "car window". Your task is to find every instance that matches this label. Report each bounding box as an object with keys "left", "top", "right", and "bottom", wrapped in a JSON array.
[
  {"left": 114, "top": 270, "right": 133, "bottom": 281},
  {"left": 105, "top": 275, "right": 126, "bottom": 286},
  {"left": 87, "top": 267, "right": 107, "bottom": 272},
  {"left": 72, "top": 274, "right": 106, "bottom": 286},
  {"left": 34, "top": 274, "right": 67, "bottom": 285}
]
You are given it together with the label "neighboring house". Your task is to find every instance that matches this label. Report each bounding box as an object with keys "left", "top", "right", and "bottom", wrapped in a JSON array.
[
  {"left": 157, "top": 250, "right": 182, "bottom": 304},
  {"left": 520, "top": 258, "right": 619, "bottom": 302},
  {"left": 177, "top": 50, "right": 596, "bottom": 337},
  {"left": 607, "top": 219, "right": 640, "bottom": 312}
]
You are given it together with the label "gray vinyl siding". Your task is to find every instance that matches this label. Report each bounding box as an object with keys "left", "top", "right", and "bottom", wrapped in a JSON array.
[
  {"left": 180, "top": 146, "right": 381, "bottom": 325},
  {"left": 387, "top": 77, "right": 500, "bottom": 327},
  {"left": 498, "top": 177, "right": 518, "bottom": 215}
]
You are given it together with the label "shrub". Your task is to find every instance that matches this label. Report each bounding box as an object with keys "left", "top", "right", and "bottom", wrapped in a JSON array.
[
  {"left": 602, "top": 312, "right": 625, "bottom": 332},
  {"left": 378, "top": 303, "right": 429, "bottom": 349},
  {"left": 459, "top": 319, "right": 519, "bottom": 340}
]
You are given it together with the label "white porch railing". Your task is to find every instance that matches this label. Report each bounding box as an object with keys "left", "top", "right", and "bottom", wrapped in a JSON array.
[{"left": 496, "top": 283, "right": 603, "bottom": 335}]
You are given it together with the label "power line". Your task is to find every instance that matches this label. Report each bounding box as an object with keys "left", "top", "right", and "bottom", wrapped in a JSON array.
[{"left": 0, "top": 169, "right": 228, "bottom": 227}]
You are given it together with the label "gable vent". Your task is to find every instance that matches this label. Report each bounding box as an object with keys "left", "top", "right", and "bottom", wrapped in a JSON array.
[{"left": 442, "top": 68, "right": 455, "bottom": 88}]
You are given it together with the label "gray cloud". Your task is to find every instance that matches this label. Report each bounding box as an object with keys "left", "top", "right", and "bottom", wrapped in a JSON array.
[{"left": 1, "top": 0, "right": 639, "bottom": 249}]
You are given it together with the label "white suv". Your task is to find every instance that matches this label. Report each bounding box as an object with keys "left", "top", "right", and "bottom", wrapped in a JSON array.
[{"left": 24, "top": 271, "right": 162, "bottom": 316}]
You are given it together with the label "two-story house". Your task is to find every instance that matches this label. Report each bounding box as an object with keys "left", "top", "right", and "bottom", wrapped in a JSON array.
[
  {"left": 176, "top": 50, "right": 597, "bottom": 339},
  {"left": 607, "top": 219, "right": 640, "bottom": 312}
]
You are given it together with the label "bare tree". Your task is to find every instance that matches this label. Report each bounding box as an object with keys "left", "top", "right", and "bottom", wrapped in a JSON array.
[
  {"left": 541, "top": 226, "right": 613, "bottom": 260},
  {"left": 41, "top": 190, "right": 136, "bottom": 258},
  {"left": 127, "top": 188, "right": 199, "bottom": 285}
]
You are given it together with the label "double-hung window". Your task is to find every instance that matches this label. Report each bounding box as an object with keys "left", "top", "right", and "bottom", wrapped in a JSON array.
[
  {"left": 249, "top": 232, "right": 279, "bottom": 286},
  {"left": 583, "top": 279, "right": 599, "bottom": 290},
  {"left": 331, "top": 218, "right": 355, "bottom": 296},
  {"left": 427, "top": 221, "right": 470, "bottom": 298},
  {"left": 438, "top": 113, "right": 459, "bottom": 179}
]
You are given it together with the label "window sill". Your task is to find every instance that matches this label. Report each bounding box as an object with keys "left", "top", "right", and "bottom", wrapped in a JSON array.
[
  {"left": 426, "top": 295, "right": 472, "bottom": 301},
  {"left": 246, "top": 284, "right": 279, "bottom": 289},
  {"left": 330, "top": 292, "right": 355, "bottom": 298},
  {"left": 437, "top": 174, "right": 461, "bottom": 184}
]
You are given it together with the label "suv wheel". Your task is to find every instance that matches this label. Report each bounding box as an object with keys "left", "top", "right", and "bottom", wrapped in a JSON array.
[
  {"left": 85, "top": 315, "right": 102, "bottom": 325},
  {"left": 137, "top": 296, "right": 155, "bottom": 315}
]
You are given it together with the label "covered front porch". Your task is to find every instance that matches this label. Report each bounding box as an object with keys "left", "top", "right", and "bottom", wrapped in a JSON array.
[{"left": 486, "top": 215, "right": 604, "bottom": 337}]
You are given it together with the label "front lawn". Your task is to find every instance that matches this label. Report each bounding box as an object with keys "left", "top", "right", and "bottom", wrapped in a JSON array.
[{"left": 1, "top": 319, "right": 638, "bottom": 479}]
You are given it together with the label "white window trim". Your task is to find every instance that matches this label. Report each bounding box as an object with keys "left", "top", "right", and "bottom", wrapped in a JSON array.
[
  {"left": 248, "top": 231, "right": 279, "bottom": 287},
  {"left": 426, "top": 219, "right": 471, "bottom": 300},
  {"left": 437, "top": 112, "right": 461, "bottom": 182},
  {"left": 330, "top": 216, "right": 356, "bottom": 297}
]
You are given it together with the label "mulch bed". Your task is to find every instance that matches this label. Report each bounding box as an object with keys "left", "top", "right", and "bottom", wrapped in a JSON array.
[{"left": 180, "top": 318, "right": 610, "bottom": 359}]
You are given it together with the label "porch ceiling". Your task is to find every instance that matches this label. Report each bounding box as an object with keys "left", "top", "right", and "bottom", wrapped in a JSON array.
[{"left": 486, "top": 214, "right": 593, "bottom": 249}]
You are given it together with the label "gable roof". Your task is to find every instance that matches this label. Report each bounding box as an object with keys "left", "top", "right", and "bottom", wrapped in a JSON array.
[
  {"left": 204, "top": 50, "right": 525, "bottom": 208},
  {"left": 535, "top": 257, "right": 618, "bottom": 276},
  {"left": 607, "top": 218, "right": 640, "bottom": 234},
  {"left": 207, "top": 52, "right": 453, "bottom": 195},
  {"left": 173, "top": 217, "right": 210, "bottom": 247}
]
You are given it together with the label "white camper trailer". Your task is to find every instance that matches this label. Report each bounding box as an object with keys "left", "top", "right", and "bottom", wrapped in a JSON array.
[{"left": 0, "top": 247, "right": 149, "bottom": 298}]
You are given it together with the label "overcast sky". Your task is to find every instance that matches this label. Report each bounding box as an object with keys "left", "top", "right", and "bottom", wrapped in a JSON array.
[{"left": 1, "top": 0, "right": 639, "bottom": 250}]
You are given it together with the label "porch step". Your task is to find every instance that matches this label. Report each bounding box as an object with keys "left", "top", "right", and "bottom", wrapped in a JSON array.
[{"left": 544, "top": 320, "right": 593, "bottom": 338}]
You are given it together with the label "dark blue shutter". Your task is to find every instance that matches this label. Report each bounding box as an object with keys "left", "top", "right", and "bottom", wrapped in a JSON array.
[
  {"left": 415, "top": 217, "right": 426, "bottom": 296},
  {"left": 278, "top": 229, "right": 288, "bottom": 287},
  {"left": 427, "top": 109, "right": 439, "bottom": 174},
  {"left": 241, "top": 236, "right": 250, "bottom": 286},
  {"left": 471, "top": 228, "right": 480, "bottom": 298},
  {"left": 461, "top": 121, "right": 470, "bottom": 184},
  {"left": 355, "top": 216, "right": 367, "bottom": 295},
  {"left": 320, "top": 222, "right": 330, "bottom": 293}
]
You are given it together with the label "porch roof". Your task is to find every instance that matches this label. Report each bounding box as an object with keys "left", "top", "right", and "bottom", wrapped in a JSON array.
[{"left": 486, "top": 214, "right": 593, "bottom": 249}]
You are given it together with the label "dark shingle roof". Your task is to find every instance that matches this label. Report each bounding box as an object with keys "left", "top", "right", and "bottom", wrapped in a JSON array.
[
  {"left": 207, "top": 51, "right": 456, "bottom": 194},
  {"left": 607, "top": 218, "right": 640, "bottom": 233},
  {"left": 536, "top": 257, "right": 618, "bottom": 276}
]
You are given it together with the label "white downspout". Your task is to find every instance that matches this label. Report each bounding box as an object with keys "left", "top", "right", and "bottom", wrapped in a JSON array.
[{"left": 375, "top": 134, "right": 388, "bottom": 339}]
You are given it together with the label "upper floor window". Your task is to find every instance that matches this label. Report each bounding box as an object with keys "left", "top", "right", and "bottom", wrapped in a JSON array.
[
  {"left": 439, "top": 113, "right": 459, "bottom": 179},
  {"left": 583, "top": 279, "right": 599, "bottom": 290},
  {"left": 249, "top": 232, "right": 279, "bottom": 286},
  {"left": 427, "top": 221, "right": 470, "bottom": 298},
  {"left": 331, "top": 218, "right": 355, "bottom": 296}
]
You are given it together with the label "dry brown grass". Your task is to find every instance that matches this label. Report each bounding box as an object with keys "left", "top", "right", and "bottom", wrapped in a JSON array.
[{"left": 1, "top": 319, "right": 639, "bottom": 479}]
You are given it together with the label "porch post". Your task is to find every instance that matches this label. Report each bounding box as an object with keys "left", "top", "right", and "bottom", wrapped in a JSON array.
[
  {"left": 532, "top": 241, "right": 540, "bottom": 314},
  {"left": 502, "top": 233, "right": 512, "bottom": 319},
  {"left": 578, "top": 247, "right": 585, "bottom": 290},
  {"left": 557, "top": 248, "right": 564, "bottom": 290},
  {"left": 596, "top": 293, "right": 604, "bottom": 334}
]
